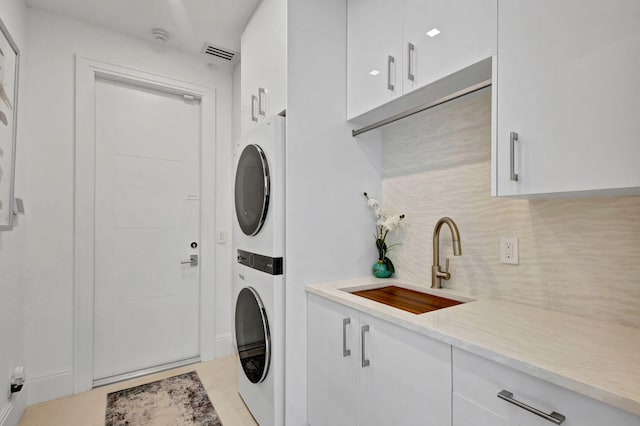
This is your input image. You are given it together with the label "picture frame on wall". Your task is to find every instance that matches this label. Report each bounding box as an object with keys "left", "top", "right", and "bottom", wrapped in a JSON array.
[{"left": 0, "top": 15, "right": 19, "bottom": 231}]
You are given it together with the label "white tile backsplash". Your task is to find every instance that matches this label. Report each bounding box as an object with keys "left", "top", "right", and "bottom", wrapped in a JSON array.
[{"left": 381, "top": 87, "right": 640, "bottom": 328}]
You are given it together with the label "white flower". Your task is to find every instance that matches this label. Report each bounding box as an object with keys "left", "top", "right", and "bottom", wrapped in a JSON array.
[
  {"left": 378, "top": 214, "right": 403, "bottom": 232},
  {"left": 367, "top": 198, "right": 379, "bottom": 208}
]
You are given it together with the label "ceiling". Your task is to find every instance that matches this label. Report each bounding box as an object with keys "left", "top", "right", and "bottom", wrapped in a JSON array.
[{"left": 25, "top": 0, "right": 260, "bottom": 58}]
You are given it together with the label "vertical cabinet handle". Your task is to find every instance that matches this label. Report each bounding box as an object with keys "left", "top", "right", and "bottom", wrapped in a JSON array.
[
  {"left": 258, "top": 88, "right": 266, "bottom": 116},
  {"left": 251, "top": 95, "right": 258, "bottom": 122},
  {"left": 342, "top": 318, "right": 351, "bottom": 357},
  {"left": 361, "top": 325, "right": 370, "bottom": 367},
  {"left": 387, "top": 55, "right": 395, "bottom": 91},
  {"left": 510, "top": 131, "right": 519, "bottom": 181},
  {"left": 498, "top": 390, "right": 566, "bottom": 424},
  {"left": 407, "top": 43, "right": 415, "bottom": 82}
]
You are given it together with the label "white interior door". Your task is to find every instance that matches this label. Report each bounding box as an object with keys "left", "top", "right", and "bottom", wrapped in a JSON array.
[{"left": 93, "top": 77, "right": 201, "bottom": 382}]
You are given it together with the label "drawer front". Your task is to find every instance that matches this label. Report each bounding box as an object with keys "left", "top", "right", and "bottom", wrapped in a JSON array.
[
  {"left": 453, "top": 348, "right": 640, "bottom": 426},
  {"left": 453, "top": 393, "right": 508, "bottom": 426}
]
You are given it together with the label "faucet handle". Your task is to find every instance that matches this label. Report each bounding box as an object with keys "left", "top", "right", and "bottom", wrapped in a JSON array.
[{"left": 445, "top": 258, "right": 450, "bottom": 273}]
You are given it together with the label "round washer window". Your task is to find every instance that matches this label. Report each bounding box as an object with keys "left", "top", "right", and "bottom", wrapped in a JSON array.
[
  {"left": 235, "top": 287, "right": 270, "bottom": 383},
  {"left": 235, "top": 144, "right": 270, "bottom": 236}
]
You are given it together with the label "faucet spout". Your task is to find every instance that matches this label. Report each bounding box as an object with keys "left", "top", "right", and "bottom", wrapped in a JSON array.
[{"left": 432, "top": 217, "right": 462, "bottom": 289}]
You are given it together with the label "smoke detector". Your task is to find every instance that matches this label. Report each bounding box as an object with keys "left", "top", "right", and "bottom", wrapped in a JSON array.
[{"left": 152, "top": 28, "right": 170, "bottom": 43}]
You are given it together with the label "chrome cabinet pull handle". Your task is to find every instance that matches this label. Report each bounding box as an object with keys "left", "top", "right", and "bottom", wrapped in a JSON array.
[
  {"left": 361, "top": 325, "right": 370, "bottom": 367},
  {"left": 251, "top": 95, "right": 258, "bottom": 122},
  {"left": 510, "top": 131, "right": 519, "bottom": 181},
  {"left": 342, "top": 318, "right": 351, "bottom": 357},
  {"left": 408, "top": 43, "right": 415, "bottom": 82},
  {"left": 387, "top": 55, "right": 395, "bottom": 91},
  {"left": 498, "top": 390, "right": 565, "bottom": 424},
  {"left": 258, "top": 88, "right": 266, "bottom": 116}
]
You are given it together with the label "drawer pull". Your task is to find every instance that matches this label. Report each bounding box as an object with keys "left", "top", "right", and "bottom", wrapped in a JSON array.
[{"left": 498, "top": 390, "right": 566, "bottom": 424}]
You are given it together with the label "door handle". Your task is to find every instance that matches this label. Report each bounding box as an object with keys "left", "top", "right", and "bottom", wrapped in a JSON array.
[
  {"left": 181, "top": 254, "right": 198, "bottom": 267},
  {"left": 342, "top": 318, "right": 351, "bottom": 357},
  {"left": 361, "top": 325, "right": 370, "bottom": 367},
  {"left": 510, "top": 131, "right": 519, "bottom": 182}
]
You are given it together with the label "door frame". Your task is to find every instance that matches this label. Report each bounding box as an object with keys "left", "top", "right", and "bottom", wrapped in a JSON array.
[{"left": 73, "top": 56, "right": 216, "bottom": 393}]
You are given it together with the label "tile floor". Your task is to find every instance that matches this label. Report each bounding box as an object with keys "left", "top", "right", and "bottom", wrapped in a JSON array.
[{"left": 19, "top": 355, "right": 257, "bottom": 426}]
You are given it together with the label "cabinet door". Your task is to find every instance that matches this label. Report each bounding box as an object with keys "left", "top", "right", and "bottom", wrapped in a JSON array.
[
  {"left": 240, "top": 0, "right": 286, "bottom": 136},
  {"left": 453, "top": 347, "right": 640, "bottom": 426},
  {"left": 453, "top": 393, "right": 509, "bottom": 426},
  {"left": 403, "top": 0, "right": 496, "bottom": 94},
  {"left": 496, "top": 0, "right": 640, "bottom": 197},
  {"left": 307, "top": 295, "right": 359, "bottom": 426},
  {"left": 347, "top": 0, "right": 403, "bottom": 119},
  {"left": 358, "top": 313, "right": 451, "bottom": 426}
]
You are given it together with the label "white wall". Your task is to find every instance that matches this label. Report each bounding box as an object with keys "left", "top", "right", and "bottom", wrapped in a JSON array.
[
  {"left": 21, "top": 8, "right": 235, "bottom": 405},
  {"left": 0, "top": 1, "right": 28, "bottom": 424},
  {"left": 286, "top": 0, "right": 382, "bottom": 423}
]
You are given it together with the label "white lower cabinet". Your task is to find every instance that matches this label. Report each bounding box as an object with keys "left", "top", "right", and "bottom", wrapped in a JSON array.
[
  {"left": 452, "top": 347, "right": 640, "bottom": 426},
  {"left": 308, "top": 294, "right": 359, "bottom": 425},
  {"left": 453, "top": 393, "right": 508, "bottom": 426},
  {"left": 308, "top": 294, "right": 451, "bottom": 426}
]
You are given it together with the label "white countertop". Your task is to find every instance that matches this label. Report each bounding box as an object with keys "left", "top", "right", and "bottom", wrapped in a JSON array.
[{"left": 306, "top": 277, "right": 640, "bottom": 417}]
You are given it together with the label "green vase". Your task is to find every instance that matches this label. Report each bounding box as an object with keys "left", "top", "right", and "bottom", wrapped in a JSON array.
[{"left": 372, "top": 260, "right": 392, "bottom": 278}]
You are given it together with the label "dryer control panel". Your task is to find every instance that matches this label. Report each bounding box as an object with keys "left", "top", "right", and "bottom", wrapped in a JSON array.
[{"left": 237, "top": 249, "right": 283, "bottom": 275}]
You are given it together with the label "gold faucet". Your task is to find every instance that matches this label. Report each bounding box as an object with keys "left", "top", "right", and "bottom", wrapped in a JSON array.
[{"left": 432, "top": 217, "right": 462, "bottom": 289}]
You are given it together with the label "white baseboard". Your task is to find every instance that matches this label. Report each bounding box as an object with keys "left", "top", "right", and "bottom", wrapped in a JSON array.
[
  {"left": 0, "top": 387, "right": 27, "bottom": 426},
  {"left": 26, "top": 369, "right": 73, "bottom": 406},
  {"left": 215, "top": 333, "right": 234, "bottom": 358}
]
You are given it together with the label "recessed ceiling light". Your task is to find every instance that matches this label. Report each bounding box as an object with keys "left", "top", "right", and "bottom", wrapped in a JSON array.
[
  {"left": 426, "top": 28, "right": 441, "bottom": 38},
  {"left": 369, "top": 70, "right": 380, "bottom": 76}
]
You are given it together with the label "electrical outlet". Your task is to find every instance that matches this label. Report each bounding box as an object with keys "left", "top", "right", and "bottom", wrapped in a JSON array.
[{"left": 500, "top": 237, "right": 519, "bottom": 265}]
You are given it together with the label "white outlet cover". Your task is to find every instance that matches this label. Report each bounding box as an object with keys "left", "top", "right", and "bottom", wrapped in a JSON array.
[{"left": 500, "top": 237, "right": 519, "bottom": 265}]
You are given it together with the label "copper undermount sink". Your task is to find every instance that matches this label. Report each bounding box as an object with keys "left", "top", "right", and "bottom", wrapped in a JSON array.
[{"left": 349, "top": 285, "right": 465, "bottom": 314}]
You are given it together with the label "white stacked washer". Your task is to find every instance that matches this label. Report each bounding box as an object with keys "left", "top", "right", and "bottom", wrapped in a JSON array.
[{"left": 233, "top": 115, "right": 285, "bottom": 426}]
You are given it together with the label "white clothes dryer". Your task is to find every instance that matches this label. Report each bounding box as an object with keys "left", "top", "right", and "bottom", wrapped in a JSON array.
[{"left": 234, "top": 115, "right": 284, "bottom": 258}]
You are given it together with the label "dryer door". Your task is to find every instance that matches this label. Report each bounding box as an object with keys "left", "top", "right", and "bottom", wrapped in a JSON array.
[
  {"left": 235, "top": 144, "right": 270, "bottom": 236},
  {"left": 235, "top": 286, "right": 271, "bottom": 383}
]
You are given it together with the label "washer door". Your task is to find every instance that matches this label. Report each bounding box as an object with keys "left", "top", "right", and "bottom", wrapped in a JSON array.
[
  {"left": 235, "top": 287, "right": 271, "bottom": 383},
  {"left": 235, "top": 144, "right": 270, "bottom": 236}
]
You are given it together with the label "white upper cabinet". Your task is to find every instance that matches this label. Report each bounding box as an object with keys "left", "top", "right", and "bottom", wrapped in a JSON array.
[
  {"left": 403, "top": 0, "right": 497, "bottom": 94},
  {"left": 347, "top": 0, "right": 404, "bottom": 119},
  {"left": 495, "top": 0, "right": 640, "bottom": 197},
  {"left": 347, "top": 0, "right": 497, "bottom": 120},
  {"left": 240, "top": 0, "right": 286, "bottom": 136}
]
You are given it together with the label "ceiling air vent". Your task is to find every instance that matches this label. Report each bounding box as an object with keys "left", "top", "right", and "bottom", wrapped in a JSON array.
[{"left": 201, "top": 42, "right": 239, "bottom": 65}]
